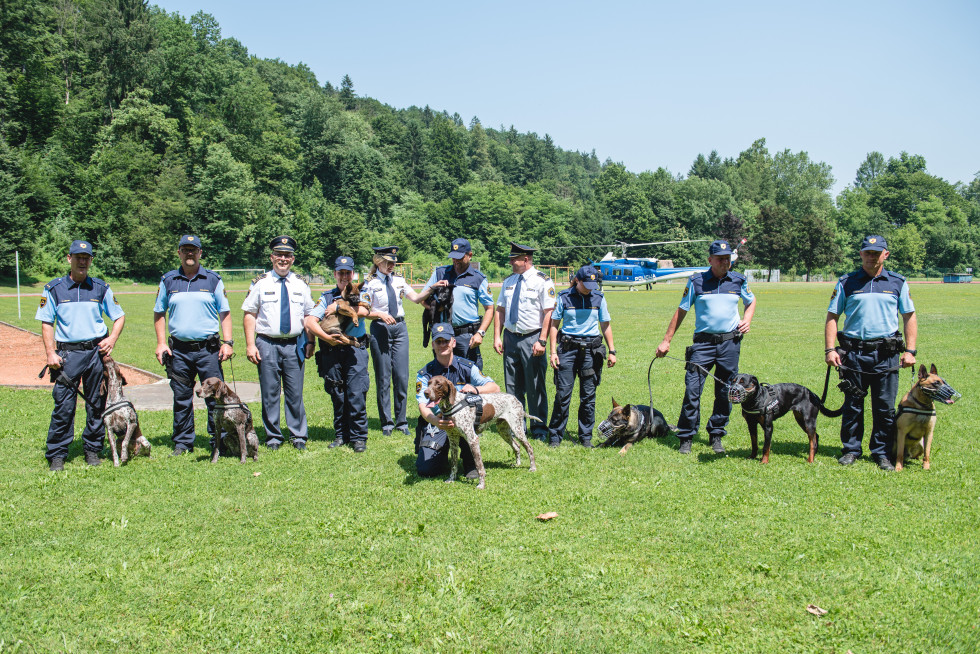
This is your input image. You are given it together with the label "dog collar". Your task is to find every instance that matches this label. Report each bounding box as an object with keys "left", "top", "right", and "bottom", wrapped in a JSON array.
[{"left": 896, "top": 406, "right": 936, "bottom": 418}]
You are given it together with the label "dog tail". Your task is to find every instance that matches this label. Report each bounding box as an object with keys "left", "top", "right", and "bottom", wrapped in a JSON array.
[
  {"left": 527, "top": 414, "right": 544, "bottom": 423},
  {"left": 818, "top": 402, "right": 844, "bottom": 418}
]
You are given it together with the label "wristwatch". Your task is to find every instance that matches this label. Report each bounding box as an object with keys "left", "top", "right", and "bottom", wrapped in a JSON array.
[
  {"left": 477, "top": 329, "right": 486, "bottom": 337},
  {"left": 609, "top": 349, "right": 617, "bottom": 355},
  {"left": 222, "top": 339, "right": 234, "bottom": 346},
  {"left": 537, "top": 339, "right": 547, "bottom": 347},
  {"left": 905, "top": 348, "right": 917, "bottom": 355}
]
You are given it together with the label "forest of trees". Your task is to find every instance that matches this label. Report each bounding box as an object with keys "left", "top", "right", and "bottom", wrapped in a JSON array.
[{"left": 2, "top": 1, "right": 979, "bottom": 281}]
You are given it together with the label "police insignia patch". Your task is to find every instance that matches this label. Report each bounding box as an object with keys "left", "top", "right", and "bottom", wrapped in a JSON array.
[
  {"left": 114, "top": 297, "right": 120, "bottom": 305},
  {"left": 416, "top": 381, "right": 422, "bottom": 394},
  {"left": 39, "top": 297, "right": 47, "bottom": 308},
  {"left": 548, "top": 287, "right": 555, "bottom": 298},
  {"left": 830, "top": 288, "right": 838, "bottom": 301}
]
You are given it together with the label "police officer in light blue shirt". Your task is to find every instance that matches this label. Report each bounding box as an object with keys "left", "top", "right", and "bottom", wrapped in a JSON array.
[
  {"left": 825, "top": 235, "right": 917, "bottom": 471},
  {"left": 547, "top": 265, "right": 617, "bottom": 448},
  {"left": 423, "top": 238, "right": 496, "bottom": 370},
  {"left": 153, "top": 235, "right": 234, "bottom": 455},
  {"left": 37, "top": 240, "right": 126, "bottom": 470},
  {"left": 656, "top": 240, "right": 756, "bottom": 455}
]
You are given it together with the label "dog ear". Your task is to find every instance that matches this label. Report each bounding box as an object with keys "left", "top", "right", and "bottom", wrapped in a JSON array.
[
  {"left": 100, "top": 379, "right": 107, "bottom": 397},
  {"left": 919, "top": 364, "right": 928, "bottom": 380},
  {"left": 446, "top": 380, "right": 456, "bottom": 406},
  {"left": 930, "top": 363, "right": 938, "bottom": 376},
  {"left": 120, "top": 370, "right": 128, "bottom": 386},
  {"left": 612, "top": 397, "right": 620, "bottom": 408},
  {"left": 622, "top": 404, "right": 631, "bottom": 414}
]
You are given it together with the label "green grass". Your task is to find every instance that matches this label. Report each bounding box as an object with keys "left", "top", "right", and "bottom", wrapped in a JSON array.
[{"left": 1, "top": 283, "right": 978, "bottom": 653}]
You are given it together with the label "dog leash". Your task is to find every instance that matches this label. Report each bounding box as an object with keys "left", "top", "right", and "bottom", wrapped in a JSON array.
[{"left": 38, "top": 364, "right": 103, "bottom": 411}]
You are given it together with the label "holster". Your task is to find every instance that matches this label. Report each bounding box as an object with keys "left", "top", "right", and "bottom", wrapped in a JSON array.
[{"left": 162, "top": 349, "right": 194, "bottom": 388}]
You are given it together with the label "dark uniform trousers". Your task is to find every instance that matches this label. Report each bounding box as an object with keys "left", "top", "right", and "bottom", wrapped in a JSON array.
[
  {"left": 839, "top": 347, "right": 898, "bottom": 458},
  {"left": 414, "top": 422, "right": 476, "bottom": 477},
  {"left": 170, "top": 339, "right": 222, "bottom": 449},
  {"left": 47, "top": 345, "right": 106, "bottom": 461},
  {"left": 370, "top": 319, "right": 409, "bottom": 432},
  {"left": 453, "top": 330, "right": 483, "bottom": 371},
  {"left": 319, "top": 342, "right": 370, "bottom": 445},
  {"left": 678, "top": 338, "right": 740, "bottom": 441},
  {"left": 503, "top": 330, "right": 549, "bottom": 438},
  {"left": 256, "top": 334, "right": 307, "bottom": 445},
  {"left": 548, "top": 340, "right": 604, "bottom": 444}
]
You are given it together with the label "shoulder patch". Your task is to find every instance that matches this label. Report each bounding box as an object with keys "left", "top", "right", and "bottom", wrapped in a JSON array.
[
  {"left": 360, "top": 292, "right": 371, "bottom": 304},
  {"left": 113, "top": 296, "right": 120, "bottom": 305},
  {"left": 537, "top": 271, "right": 549, "bottom": 280},
  {"left": 39, "top": 297, "right": 47, "bottom": 308},
  {"left": 830, "top": 287, "right": 838, "bottom": 301},
  {"left": 548, "top": 286, "right": 556, "bottom": 298},
  {"left": 416, "top": 380, "right": 422, "bottom": 394},
  {"left": 251, "top": 274, "right": 263, "bottom": 285}
]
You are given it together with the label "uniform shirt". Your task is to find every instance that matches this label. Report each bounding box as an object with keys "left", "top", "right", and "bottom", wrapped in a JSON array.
[
  {"left": 363, "top": 271, "right": 411, "bottom": 318},
  {"left": 415, "top": 356, "right": 494, "bottom": 406},
  {"left": 551, "top": 288, "right": 610, "bottom": 337},
  {"left": 310, "top": 286, "right": 372, "bottom": 338},
  {"left": 679, "top": 270, "right": 755, "bottom": 334},
  {"left": 423, "top": 265, "right": 494, "bottom": 326},
  {"left": 828, "top": 268, "right": 914, "bottom": 340},
  {"left": 153, "top": 267, "right": 230, "bottom": 341},
  {"left": 496, "top": 266, "right": 557, "bottom": 334},
  {"left": 241, "top": 270, "right": 315, "bottom": 338},
  {"left": 35, "top": 275, "right": 125, "bottom": 343}
]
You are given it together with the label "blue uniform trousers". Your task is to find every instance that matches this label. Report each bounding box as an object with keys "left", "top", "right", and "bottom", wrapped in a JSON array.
[
  {"left": 170, "top": 343, "right": 222, "bottom": 450},
  {"left": 677, "top": 339, "right": 740, "bottom": 442},
  {"left": 414, "top": 421, "right": 476, "bottom": 477},
  {"left": 839, "top": 348, "right": 899, "bottom": 458},
  {"left": 370, "top": 319, "right": 409, "bottom": 432},
  {"left": 255, "top": 335, "right": 307, "bottom": 445},
  {"left": 453, "top": 331, "right": 483, "bottom": 371},
  {"left": 46, "top": 346, "right": 106, "bottom": 461},
  {"left": 321, "top": 342, "right": 370, "bottom": 445},
  {"left": 548, "top": 345, "right": 602, "bottom": 444},
  {"left": 503, "top": 330, "right": 549, "bottom": 439}
]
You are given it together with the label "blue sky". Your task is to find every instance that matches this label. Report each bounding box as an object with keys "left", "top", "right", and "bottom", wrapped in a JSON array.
[{"left": 154, "top": 0, "right": 979, "bottom": 196}]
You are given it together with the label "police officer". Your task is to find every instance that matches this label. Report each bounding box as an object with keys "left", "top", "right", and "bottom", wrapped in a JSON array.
[
  {"left": 242, "top": 236, "right": 315, "bottom": 451},
  {"left": 305, "top": 256, "right": 372, "bottom": 452},
  {"left": 547, "top": 265, "right": 617, "bottom": 448},
  {"left": 414, "top": 323, "right": 499, "bottom": 478},
  {"left": 825, "top": 235, "right": 916, "bottom": 471},
  {"left": 493, "top": 242, "right": 556, "bottom": 441},
  {"left": 363, "top": 245, "right": 430, "bottom": 436},
  {"left": 37, "top": 240, "right": 126, "bottom": 471},
  {"left": 422, "top": 238, "right": 495, "bottom": 370},
  {"left": 655, "top": 240, "right": 756, "bottom": 454},
  {"left": 153, "top": 235, "right": 234, "bottom": 455}
]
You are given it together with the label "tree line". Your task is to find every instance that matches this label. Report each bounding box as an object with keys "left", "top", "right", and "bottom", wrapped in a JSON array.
[{"left": 2, "top": 1, "right": 978, "bottom": 282}]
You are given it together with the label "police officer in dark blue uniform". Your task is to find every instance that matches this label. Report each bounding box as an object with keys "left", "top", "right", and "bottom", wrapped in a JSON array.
[
  {"left": 305, "top": 256, "right": 372, "bottom": 452},
  {"left": 547, "top": 265, "right": 617, "bottom": 448},
  {"left": 153, "top": 235, "right": 234, "bottom": 455},
  {"left": 37, "top": 240, "right": 126, "bottom": 471},
  {"left": 655, "top": 240, "right": 756, "bottom": 454},
  {"left": 414, "top": 323, "right": 499, "bottom": 478},
  {"left": 825, "top": 235, "right": 917, "bottom": 471},
  {"left": 422, "top": 238, "right": 496, "bottom": 370}
]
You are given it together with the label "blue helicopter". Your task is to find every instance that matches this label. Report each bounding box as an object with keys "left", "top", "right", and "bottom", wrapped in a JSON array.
[{"left": 593, "top": 239, "right": 743, "bottom": 290}]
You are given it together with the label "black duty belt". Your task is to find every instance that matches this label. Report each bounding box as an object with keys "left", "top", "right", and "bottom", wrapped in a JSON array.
[
  {"left": 693, "top": 330, "right": 742, "bottom": 345},
  {"left": 57, "top": 338, "right": 103, "bottom": 352},
  {"left": 259, "top": 334, "right": 298, "bottom": 345},
  {"left": 171, "top": 335, "right": 218, "bottom": 352},
  {"left": 394, "top": 317, "right": 405, "bottom": 323},
  {"left": 559, "top": 333, "right": 602, "bottom": 349},
  {"left": 454, "top": 322, "right": 481, "bottom": 336},
  {"left": 838, "top": 332, "right": 900, "bottom": 353}
]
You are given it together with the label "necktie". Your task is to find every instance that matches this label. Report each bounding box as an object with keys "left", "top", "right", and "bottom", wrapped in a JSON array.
[
  {"left": 279, "top": 276, "right": 290, "bottom": 334},
  {"left": 385, "top": 275, "right": 399, "bottom": 318},
  {"left": 508, "top": 274, "right": 523, "bottom": 327}
]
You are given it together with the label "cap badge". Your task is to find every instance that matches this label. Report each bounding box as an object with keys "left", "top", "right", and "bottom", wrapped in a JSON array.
[
  {"left": 80, "top": 243, "right": 87, "bottom": 249},
  {"left": 720, "top": 243, "right": 727, "bottom": 249},
  {"left": 869, "top": 238, "right": 877, "bottom": 244},
  {"left": 590, "top": 274, "right": 595, "bottom": 280},
  {"left": 453, "top": 244, "right": 458, "bottom": 250},
  {"left": 188, "top": 237, "right": 194, "bottom": 241},
  {"left": 281, "top": 238, "right": 288, "bottom": 244},
  {"left": 436, "top": 326, "right": 444, "bottom": 332}
]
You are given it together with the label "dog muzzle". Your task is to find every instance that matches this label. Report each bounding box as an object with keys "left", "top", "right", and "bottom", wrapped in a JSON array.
[
  {"left": 923, "top": 382, "right": 961, "bottom": 405},
  {"left": 727, "top": 383, "right": 749, "bottom": 404},
  {"left": 597, "top": 419, "right": 622, "bottom": 440}
]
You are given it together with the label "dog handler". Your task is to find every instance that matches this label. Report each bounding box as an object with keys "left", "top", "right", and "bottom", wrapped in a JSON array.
[
  {"left": 37, "top": 240, "right": 126, "bottom": 471},
  {"left": 547, "top": 265, "right": 617, "bottom": 448},
  {"left": 305, "top": 256, "right": 372, "bottom": 452},
  {"left": 242, "top": 236, "right": 315, "bottom": 451},
  {"left": 655, "top": 239, "right": 755, "bottom": 454},
  {"left": 423, "top": 237, "right": 495, "bottom": 370},
  {"left": 414, "top": 323, "right": 499, "bottom": 477},
  {"left": 153, "top": 235, "right": 234, "bottom": 456},
  {"left": 825, "top": 235, "right": 916, "bottom": 471}
]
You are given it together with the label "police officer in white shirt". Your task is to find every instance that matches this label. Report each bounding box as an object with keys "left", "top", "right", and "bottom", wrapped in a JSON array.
[
  {"left": 242, "top": 236, "right": 315, "bottom": 450},
  {"left": 493, "top": 242, "right": 556, "bottom": 440}
]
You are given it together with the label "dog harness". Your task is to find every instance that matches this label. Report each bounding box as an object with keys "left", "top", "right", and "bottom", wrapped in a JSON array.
[
  {"left": 739, "top": 383, "right": 779, "bottom": 416},
  {"left": 102, "top": 399, "right": 135, "bottom": 419},
  {"left": 442, "top": 393, "right": 495, "bottom": 432}
]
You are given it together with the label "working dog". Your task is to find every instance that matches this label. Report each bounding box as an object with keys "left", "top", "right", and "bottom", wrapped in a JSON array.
[
  {"left": 596, "top": 399, "right": 676, "bottom": 455},
  {"left": 423, "top": 375, "right": 536, "bottom": 490},
  {"left": 196, "top": 377, "right": 259, "bottom": 463},
  {"left": 895, "top": 364, "right": 959, "bottom": 472},
  {"left": 422, "top": 284, "right": 454, "bottom": 347},
  {"left": 728, "top": 372, "right": 843, "bottom": 464},
  {"left": 319, "top": 282, "right": 364, "bottom": 347},
  {"left": 100, "top": 354, "right": 151, "bottom": 466}
]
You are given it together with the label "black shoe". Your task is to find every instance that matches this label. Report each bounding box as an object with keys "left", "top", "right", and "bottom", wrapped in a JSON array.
[
  {"left": 549, "top": 440, "right": 561, "bottom": 448},
  {"left": 678, "top": 440, "right": 692, "bottom": 454},
  {"left": 266, "top": 442, "right": 281, "bottom": 451},
  {"left": 328, "top": 436, "right": 345, "bottom": 449},
  {"left": 873, "top": 454, "right": 895, "bottom": 471},
  {"left": 171, "top": 445, "right": 190, "bottom": 456},
  {"left": 464, "top": 470, "right": 479, "bottom": 480},
  {"left": 293, "top": 441, "right": 306, "bottom": 451},
  {"left": 838, "top": 452, "right": 859, "bottom": 466},
  {"left": 84, "top": 451, "right": 101, "bottom": 467},
  {"left": 709, "top": 436, "right": 725, "bottom": 454},
  {"left": 352, "top": 441, "right": 366, "bottom": 453},
  {"left": 397, "top": 426, "right": 410, "bottom": 436},
  {"left": 382, "top": 429, "right": 393, "bottom": 437},
  {"left": 49, "top": 457, "right": 65, "bottom": 472},
  {"left": 580, "top": 439, "right": 593, "bottom": 449}
]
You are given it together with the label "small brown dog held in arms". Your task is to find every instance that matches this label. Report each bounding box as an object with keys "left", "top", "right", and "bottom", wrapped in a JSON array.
[
  {"left": 101, "top": 354, "right": 151, "bottom": 466},
  {"left": 196, "top": 377, "right": 259, "bottom": 463},
  {"left": 319, "top": 282, "right": 363, "bottom": 347},
  {"left": 895, "top": 364, "right": 960, "bottom": 471}
]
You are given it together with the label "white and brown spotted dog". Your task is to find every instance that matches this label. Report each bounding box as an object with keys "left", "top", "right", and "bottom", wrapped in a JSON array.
[
  {"left": 423, "top": 375, "right": 537, "bottom": 490},
  {"left": 196, "top": 377, "right": 259, "bottom": 463},
  {"left": 894, "top": 364, "right": 959, "bottom": 472},
  {"left": 101, "top": 354, "right": 151, "bottom": 466}
]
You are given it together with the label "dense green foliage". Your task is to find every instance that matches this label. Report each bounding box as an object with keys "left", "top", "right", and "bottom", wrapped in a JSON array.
[{"left": 1, "top": 1, "right": 978, "bottom": 282}]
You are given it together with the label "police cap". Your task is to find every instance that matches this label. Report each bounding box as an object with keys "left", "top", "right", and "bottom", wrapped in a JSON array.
[
  {"left": 431, "top": 322, "right": 454, "bottom": 342},
  {"left": 708, "top": 240, "right": 732, "bottom": 256},
  {"left": 178, "top": 235, "right": 202, "bottom": 249},
  {"left": 373, "top": 245, "right": 398, "bottom": 262},
  {"left": 575, "top": 264, "right": 602, "bottom": 291},
  {"left": 334, "top": 256, "right": 355, "bottom": 272},
  {"left": 271, "top": 235, "right": 297, "bottom": 253},
  {"left": 448, "top": 238, "right": 471, "bottom": 259},
  {"left": 69, "top": 240, "right": 94, "bottom": 256},
  {"left": 860, "top": 235, "right": 887, "bottom": 252},
  {"left": 508, "top": 242, "right": 536, "bottom": 258}
]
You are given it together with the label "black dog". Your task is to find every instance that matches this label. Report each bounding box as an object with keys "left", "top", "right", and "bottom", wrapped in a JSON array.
[
  {"left": 728, "top": 373, "right": 843, "bottom": 464},
  {"left": 422, "top": 284, "right": 454, "bottom": 347},
  {"left": 596, "top": 398, "right": 677, "bottom": 455}
]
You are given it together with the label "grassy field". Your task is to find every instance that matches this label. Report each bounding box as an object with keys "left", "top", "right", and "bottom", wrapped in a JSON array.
[{"left": 0, "top": 282, "right": 978, "bottom": 653}]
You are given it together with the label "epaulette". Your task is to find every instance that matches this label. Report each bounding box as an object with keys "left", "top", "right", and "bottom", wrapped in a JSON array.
[
  {"left": 729, "top": 270, "right": 747, "bottom": 282},
  {"left": 537, "top": 271, "right": 549, "bottom": 280},
  {"left": 887, "top": 270, "right": 907, "bottom": 282},
  {"left": 90, "top": 277, "right": 109, "bottom": 289},
  {"left": 162, "top": 269, "right": 180, "bottom": 281},
  {"left": 205, "top": 267, "right": 221, "bottom": 280},
  {"left": 393, "top": 273, "right": 403, "bottom": 278},
  {"left": 45, "top": 277, "right": 65, "bottom": 292},
  {"left": 557, "top": 287, "right": 573, "bottom": 297},
  {"left": 250, "top": 272, "right": 266, "bottom": 286}
]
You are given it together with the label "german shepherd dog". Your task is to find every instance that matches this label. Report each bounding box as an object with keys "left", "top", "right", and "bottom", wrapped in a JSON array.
[
  {"left": 728, "top": 373, "right": 844, "bottom": 464},
  {"left": 596, "top": 399, "right": 677, "bottom": 456},
  {"left": 422, "top": 284, "right": 454, "bottom": 347},
  {"left": 319, "top": 282, "right": 364, "bottom": 347},
  {"left": 895, "top": 364, "right": 959, "bottom": 472}
]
